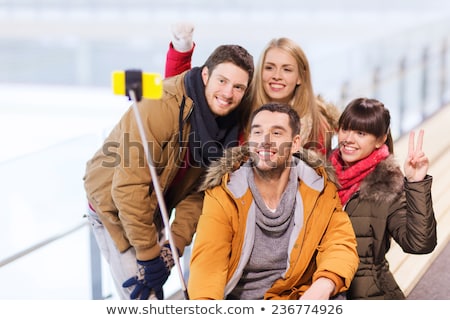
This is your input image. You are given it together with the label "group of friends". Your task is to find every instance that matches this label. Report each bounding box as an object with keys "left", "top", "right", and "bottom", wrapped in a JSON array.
[{"left": 83, "top": 23, "right": 437, "bottom": 300}]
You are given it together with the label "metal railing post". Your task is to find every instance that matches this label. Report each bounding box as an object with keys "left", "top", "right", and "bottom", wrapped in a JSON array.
[
  {"left": 398, "top": 57, "right": 407, "bottom": 136},
  {"left": 89, "top": 227, "right": 104, "bottom": 300},
  {"left": 421, "top": 47, "right": 429, "bottom": 119},
  {"left": 440, "top": 38, "right": 448, "bottom": 107}
]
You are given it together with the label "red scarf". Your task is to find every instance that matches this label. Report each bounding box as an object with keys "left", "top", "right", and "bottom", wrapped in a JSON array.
[{"left": 330, "top": 144, "right": 390, "bottom": 205}]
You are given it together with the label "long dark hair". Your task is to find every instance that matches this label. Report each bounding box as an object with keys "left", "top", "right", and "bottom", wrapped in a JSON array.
[{"left": 338, "top": 97, "right": 394, "bottom": 153}]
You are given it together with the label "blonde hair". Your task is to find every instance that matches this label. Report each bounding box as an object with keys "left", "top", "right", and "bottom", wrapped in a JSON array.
[{"left": 249, "top": 38, "right": 321, "bottom": 146}]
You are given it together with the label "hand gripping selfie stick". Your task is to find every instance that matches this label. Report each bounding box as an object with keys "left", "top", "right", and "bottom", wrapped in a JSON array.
[{"left": 112, "top": 70, "right": 189, "bottom": 300}]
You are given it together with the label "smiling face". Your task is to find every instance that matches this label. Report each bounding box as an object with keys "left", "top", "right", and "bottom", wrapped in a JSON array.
[
  {"left": 201, "top": 62, "right": 249, "bottom": 117},
  {"left": 337, "top": 97, "right": 391, "bottom": 166},
  {"left": 338, "top": 129, "right": 387, "bottom": 166},
  {"left": 261, "top": 47, "right": 301, "bottom": 104},
  {"left": 248, "top": 109, "right": 300, "bottom": 174}
]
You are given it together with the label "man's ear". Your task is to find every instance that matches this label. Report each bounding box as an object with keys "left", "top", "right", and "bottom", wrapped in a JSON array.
[
  {"left": 292, "top": 134, "right": 301, "bottom": 153},
  {"left": 201, "top": 66, "right": 209, "bottom": 85}
]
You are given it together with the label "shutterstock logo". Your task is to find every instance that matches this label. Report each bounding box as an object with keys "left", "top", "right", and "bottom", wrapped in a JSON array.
[
  {"left": 99, "top": 132, "right": 329, "bottom": 169},
  {"left": 100, "top": 133, "right": 238, "bottom": 169}
]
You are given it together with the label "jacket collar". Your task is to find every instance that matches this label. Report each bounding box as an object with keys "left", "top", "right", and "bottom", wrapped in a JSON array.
[
  {"left": 358, "top": 155, "right": 404, "bottom": 202},
  {"left": 197, "top": 145, "right": 325, "bottom": 197}
]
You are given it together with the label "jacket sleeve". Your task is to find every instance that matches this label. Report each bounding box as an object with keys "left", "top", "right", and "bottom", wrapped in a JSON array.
[
  {"left": 314, "top": 205, "right": 359, "bottom": 294},
  {"left": 165, "top": 42, "right": 195, "bottom": 78},
  {"left": 188, "top": 187, "right": 234, "bottom": 300},
  {"left": 111, "top": 98, "right": 177, "bottom": 261},
  {"left": 170, "top": 191, "right": 204, "bottom": 256},
  {"left": 387, "top": 175, "right": 437, "bottom": 254}
]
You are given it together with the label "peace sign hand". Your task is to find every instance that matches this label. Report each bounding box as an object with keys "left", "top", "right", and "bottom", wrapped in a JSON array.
[{"left": 404, "top": 129, "right": 429, "bottom": 182}]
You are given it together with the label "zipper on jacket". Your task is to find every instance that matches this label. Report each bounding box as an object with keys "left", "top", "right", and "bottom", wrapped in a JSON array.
[
  {"left": 343, "top": 191, "right": 360, "bottom": 211},
  {"left": 285, "top": 186, "right": 320, "bottom": 279},
  {"left": 178, "top": 95, "right": 186, "bottom": 155},
  {"left": 178, "top": 96, "right": 193, "bottom": 156}
]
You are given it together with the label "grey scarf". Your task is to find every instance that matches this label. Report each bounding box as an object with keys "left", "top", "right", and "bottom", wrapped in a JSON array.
[{"left": 248, "top": 168, "right": 298, "bottom": 234}]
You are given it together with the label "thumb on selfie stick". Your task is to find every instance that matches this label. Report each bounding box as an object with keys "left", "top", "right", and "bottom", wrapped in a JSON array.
[{"left": 111, "top": 69, "right": 189, "bottom": 300}]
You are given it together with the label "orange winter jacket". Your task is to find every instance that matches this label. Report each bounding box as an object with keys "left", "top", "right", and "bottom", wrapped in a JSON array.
[{"left": 188, "top": 148, "right": 359, "bottom": 299}]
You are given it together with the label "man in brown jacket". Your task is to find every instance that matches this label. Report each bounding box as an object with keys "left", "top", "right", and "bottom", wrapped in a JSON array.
[{"left": 83, "top": 45, "right": 254, "bottom": 300}]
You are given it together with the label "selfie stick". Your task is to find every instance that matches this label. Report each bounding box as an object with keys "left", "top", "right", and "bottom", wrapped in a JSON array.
[{"left": 112, "top": 70, "right": 189, "bottom": 300}]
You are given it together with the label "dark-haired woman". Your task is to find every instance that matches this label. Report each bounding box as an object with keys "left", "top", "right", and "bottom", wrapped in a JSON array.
[{"left": 330, "top": 97, "right": 437, "bottom": 299}]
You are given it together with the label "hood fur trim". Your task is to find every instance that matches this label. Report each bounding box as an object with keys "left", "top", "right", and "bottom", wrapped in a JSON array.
[
  {"left": 197, "top": 145, "right": 249, "bottom": 192},
  {"left": 296, "top": 147, "right": 339, "bottom": 187},
  {"left": 359, "top": 155, "right": 404, "bottom": 202},
  {"left": 316, "top": 94, "right": 340, "bottom": 131},
  {"left": 197, "top": 146, "right": 337, "bottom": 192}
]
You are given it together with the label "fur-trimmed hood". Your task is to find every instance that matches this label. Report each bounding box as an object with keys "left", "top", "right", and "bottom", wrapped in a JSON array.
[
  {"left": 316, "top": 94, "right": 340, "bottom": 132},
  {"left": 198, "top": 146, "right": 338, "bottom": 192},
  {"left": 358, "top": 154, "right": 404, "bottom": 203}
]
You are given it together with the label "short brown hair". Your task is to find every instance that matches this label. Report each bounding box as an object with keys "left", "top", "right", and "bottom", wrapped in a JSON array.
[
  {"left": 250, "top": 102, "right": 300, "bottom": 137},
  {"left": 202, "top": 44, "right": 254, "bottom": 86}
]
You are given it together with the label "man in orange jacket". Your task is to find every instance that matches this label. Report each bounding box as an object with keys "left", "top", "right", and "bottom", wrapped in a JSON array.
[{"left": 188, "top": 102, "right": 358, "bottom": 299}]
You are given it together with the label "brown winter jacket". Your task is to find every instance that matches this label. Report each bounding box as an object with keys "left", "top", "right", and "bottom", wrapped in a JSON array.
[
  {"left": 344, "top": 155, "right": 437, "bottom": 299},
  {"left": 83, "top": 71, "right": 205, "bottom": 261}
]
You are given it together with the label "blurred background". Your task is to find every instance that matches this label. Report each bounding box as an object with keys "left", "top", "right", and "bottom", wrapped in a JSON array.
[{"left": 0, "top": 0, "right": 449, "bottom": 299}]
